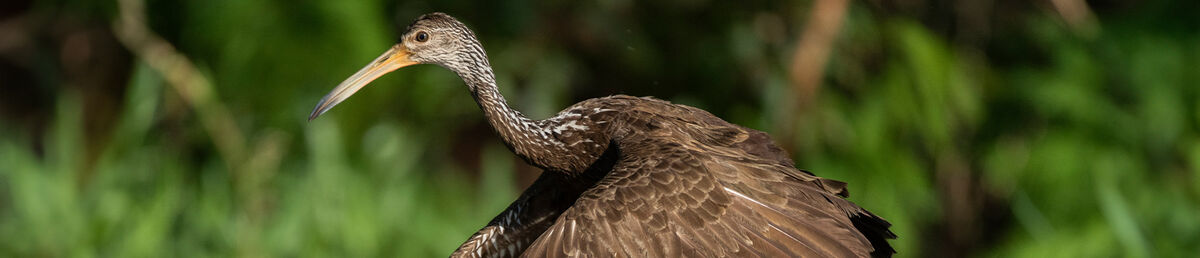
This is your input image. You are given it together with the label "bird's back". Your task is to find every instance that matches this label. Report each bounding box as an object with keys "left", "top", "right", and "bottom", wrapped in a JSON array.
[{"left": 454, "top": 95, "right": 894, "bottom": 257}]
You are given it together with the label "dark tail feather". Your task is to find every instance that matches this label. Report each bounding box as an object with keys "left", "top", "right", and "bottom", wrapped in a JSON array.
[{"left": 850, "top": 211, "right": 896, "bottom": 258}]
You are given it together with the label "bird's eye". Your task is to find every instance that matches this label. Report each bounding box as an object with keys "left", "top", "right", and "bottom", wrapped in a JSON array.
[{"left": 415, "top": 31, "right": 429, "bottom": 42}]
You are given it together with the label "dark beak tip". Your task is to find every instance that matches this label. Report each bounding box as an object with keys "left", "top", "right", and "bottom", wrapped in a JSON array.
[
  {"left": 307, "top": 108, "right": 326, "bottom": 122},
  {"left": 307, "top": 104, "right": 326, "bottom": 122}
]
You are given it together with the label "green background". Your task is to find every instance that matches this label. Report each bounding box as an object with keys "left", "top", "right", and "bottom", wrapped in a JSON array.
[{"left": 0, "top": 0, "right": 1196, "bottom": 257}]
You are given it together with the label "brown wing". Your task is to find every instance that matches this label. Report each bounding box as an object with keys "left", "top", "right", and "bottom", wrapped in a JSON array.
[
  {"left": 451, "top": 172, "right": 590, "bottom": 258},
  {"left": 521, "top": 136, "right": 893, "bottom": 257}
]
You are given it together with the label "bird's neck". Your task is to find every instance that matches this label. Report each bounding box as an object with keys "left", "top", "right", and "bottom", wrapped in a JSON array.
[{"left": 457, "top": 67, "right": 595, "bottom": 172}]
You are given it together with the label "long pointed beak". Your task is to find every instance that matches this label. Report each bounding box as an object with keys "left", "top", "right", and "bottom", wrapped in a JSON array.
[{"left": 309, "top": 45, "right": 417, "bottom": 120}]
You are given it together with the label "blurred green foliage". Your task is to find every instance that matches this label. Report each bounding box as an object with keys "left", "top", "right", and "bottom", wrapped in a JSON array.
[{"left": 1, "top": 0, "right": 1197, "bottom": 257}]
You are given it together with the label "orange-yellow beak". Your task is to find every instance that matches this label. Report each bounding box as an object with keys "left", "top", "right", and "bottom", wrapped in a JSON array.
[{"left": 309, "top": 45, "right": 417, "bottom": 120}]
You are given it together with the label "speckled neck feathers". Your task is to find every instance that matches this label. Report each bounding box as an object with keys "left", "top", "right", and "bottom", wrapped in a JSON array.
[{"left": 444, "top": 26, "right": 606, "bottom": 172}]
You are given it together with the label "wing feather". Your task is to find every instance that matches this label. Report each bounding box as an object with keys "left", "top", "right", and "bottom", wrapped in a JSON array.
[{"left": 522, "top": 136, "right": 890, "bottom": 257}]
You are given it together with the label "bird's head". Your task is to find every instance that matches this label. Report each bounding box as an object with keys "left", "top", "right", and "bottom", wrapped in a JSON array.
[{"left": 309, "top": 12, "right": 486, "bottom": 120}]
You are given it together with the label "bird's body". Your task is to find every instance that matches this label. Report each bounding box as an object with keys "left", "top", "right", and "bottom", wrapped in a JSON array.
[
  {"left": 452, "top": 95, "right": 894, "bottom": 257},
  {"left": 310, "top": 13, "right": 895, "bottom": 258}
]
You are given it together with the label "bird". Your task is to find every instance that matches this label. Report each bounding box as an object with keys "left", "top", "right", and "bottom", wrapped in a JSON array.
[{"left": 310, "top": 12, "right": 895, "bottom": 258}]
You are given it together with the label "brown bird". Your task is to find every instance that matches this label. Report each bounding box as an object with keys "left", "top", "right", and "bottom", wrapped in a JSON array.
[{"left": 310, "top": 13, "right": 895, "bottom": 258}]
